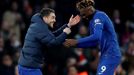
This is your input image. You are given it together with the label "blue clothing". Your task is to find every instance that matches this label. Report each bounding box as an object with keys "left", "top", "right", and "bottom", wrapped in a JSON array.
[
  {"left": 19, "top": 13, "right": 68, "bottom": 68},
  {"left": 77, "top": 10, "right": 121, "bottom": 58},
  {"left": 18, "top": 65, "right": 42, "bottom": 75},
  {"left": 97, "top": 56, "right": 120, "bottom": 75},
  {"left": 77, "top": 10, "right": 121, "bottom": 75}
]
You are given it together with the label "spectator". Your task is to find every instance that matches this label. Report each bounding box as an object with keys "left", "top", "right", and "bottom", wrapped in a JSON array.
[{"left": 0, "top": 54, "right": 15, "bottom": 75}]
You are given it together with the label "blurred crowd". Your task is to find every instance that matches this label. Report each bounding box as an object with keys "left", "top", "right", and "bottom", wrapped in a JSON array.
[{"left": 0, "top": 0, "right": 134, "bottom": 75}]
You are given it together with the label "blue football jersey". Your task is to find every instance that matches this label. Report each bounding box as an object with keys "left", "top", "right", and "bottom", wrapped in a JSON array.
[{"left": 77, "top": 10, "right": 121, "bottom": 58}]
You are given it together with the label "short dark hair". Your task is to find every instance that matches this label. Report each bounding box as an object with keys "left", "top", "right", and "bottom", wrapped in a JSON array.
[
  {"left": 76, "top": 0, "right": 94, "bottom": 10},
  {"left": 40, "top": 8, "right": 55, "bottom": 17}
]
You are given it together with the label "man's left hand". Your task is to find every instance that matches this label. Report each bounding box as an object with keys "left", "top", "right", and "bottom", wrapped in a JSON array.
[{"left": 68, "top": 15, "right": 81, "bottom": 28}]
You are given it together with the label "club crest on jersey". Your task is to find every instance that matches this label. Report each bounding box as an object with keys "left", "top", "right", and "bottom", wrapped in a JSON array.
[{"left": 94, "top": 19, "right": 102, "bottom": 25}]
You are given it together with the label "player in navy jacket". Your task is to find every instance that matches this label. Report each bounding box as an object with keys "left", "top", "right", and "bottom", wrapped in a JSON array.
[
  {"left": 18, "top": 8, "right": 80, "bottom": 75},
  {"left": 64, "top": 0, "right": 121, "bottom": 75}
]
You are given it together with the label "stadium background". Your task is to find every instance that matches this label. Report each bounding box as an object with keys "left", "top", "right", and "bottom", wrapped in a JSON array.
[{"left": 0, "top": 0, "right": 134, "bottom": 75}]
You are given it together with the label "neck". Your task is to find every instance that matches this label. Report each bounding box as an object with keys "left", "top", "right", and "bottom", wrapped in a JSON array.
[{"left": 86, "top": 7, "right": 96, "bottom": 20}]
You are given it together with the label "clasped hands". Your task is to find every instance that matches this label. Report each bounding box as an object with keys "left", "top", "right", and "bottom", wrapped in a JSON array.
[{"left": 63, "top": 39, "right": 78, "bottom": 48}]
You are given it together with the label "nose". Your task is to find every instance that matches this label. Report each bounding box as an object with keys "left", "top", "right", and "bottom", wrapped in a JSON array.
[{"left": 54, "top": 19, "right": 56, "bottom": 22}]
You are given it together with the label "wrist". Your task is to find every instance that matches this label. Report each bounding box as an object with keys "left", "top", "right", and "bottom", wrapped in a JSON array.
[
  {"left": 64, "top": 32, "right": 69, "bottom": 35},
  {"left": 67, "top": 23, "right": 71, "bottom": 28}
]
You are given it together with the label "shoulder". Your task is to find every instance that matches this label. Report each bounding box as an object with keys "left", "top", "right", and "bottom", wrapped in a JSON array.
[
  {"left": 93, "top": 10, "right": 108, "bottom": 23},
  {"left": 95, "top": 10, "right": 108, "bottom": 18},
  {"left": 28, "top": 23, "right": 48, "bottom": 34}
]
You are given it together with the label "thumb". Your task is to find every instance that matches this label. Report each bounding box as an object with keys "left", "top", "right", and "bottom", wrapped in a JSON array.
[
  {"left": 70, "top": 15, "right": 74, "bottom": 18},
  {"left": 70, "top": 15, "right": 74, "bottom": 20}
]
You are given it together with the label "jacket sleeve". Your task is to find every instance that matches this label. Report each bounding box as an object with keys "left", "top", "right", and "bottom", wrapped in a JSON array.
[
  {"left": 52, "top": 24, "right": 68, "bottom": 36},
  {"left": 36, "top": 26, "right": 67, "bottom": 47},
  {"left": 77, "top": 13, "right": 105, "bottom": 48}
]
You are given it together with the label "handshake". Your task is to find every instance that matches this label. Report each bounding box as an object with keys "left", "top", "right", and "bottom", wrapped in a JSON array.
[{"left": 63, "top": 39, "right": 78, "bottom": 48}]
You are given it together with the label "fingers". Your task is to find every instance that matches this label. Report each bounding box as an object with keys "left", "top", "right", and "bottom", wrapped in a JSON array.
[
  {"left": 74, "top": 15, "right": 80, "bottom": 19},
  {"left": 70, "top": 15, "right": 80, "bottom": 21},
  {"left": 70, "top": 15, "right": 74, "bottom": 19},
  {"left": 75, "top": 15, "right": 81, "bottom": 21},
  {"left": 68, "top": 15, "right": 81, "bottom": 27},
  {"left": 75, "top": 15, "right": 80, "bottom": 19},
  {"left": 72, "top": 15, "right": 80, "bottom": 23},
  {"left": 63, "top": 39, "right": 71, "bottom": 48},
  {"left": 69, "top": 15, "right": 74, "bottom": 21},
  {"left": 63, "top": 39, "right": 77, "bottom": 48}
]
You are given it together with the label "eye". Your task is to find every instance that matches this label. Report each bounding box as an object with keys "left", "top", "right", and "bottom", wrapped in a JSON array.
[{"left": 52, "top": 16, "right": 55, "bottom": 19}]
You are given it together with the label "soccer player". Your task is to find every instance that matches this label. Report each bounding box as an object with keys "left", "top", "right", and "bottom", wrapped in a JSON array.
[
  {"left": 64, "top": 0, "right": 121, "bottom": 75},
  {"left": 18, "top": 8, "right": 80, "bottom": 75}
]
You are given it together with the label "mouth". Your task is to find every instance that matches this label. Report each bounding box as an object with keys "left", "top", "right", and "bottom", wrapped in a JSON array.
[{"left": 50, "top": 22, "right": 54, "bottom": 25}]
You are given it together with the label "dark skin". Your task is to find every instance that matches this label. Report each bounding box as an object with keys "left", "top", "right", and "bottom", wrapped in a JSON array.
[
  {"left": 79, "top": 6, "right": 95, "bottom": 19},
  {"left": 63, "top": 6, "right": 96, "bottom": 48}
]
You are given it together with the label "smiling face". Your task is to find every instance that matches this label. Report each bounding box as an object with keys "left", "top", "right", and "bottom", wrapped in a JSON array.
[
  {"left": 43, "top": 12, "right": 56, "bottom": 28},
  {"left": 40, "top": 8, "right": 56, "bottom": 28}
]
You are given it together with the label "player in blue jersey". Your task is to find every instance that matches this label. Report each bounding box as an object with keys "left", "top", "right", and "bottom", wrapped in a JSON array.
[{"left": 63, "top": 0, "right": 121, "bottom": 75}]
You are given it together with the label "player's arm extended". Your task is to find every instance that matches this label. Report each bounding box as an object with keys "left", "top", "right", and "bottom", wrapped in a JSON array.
[
  {"left": 36, "top": 27, "right": 67, "bottom": 47},
  {"left": 52, "top": 15, "right": 80, "bottom": 36},
  {"left": 77, "top": 40, "right": 98, "bottom": 48},
  {"left": 77, "top": 18, "right": 104, "bottom": 48},
  {"left": 52, "top": 24, "right": 69, "bottom": 36}
]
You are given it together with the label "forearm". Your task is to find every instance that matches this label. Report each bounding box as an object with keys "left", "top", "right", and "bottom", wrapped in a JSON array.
[
  {"left": 77, "top": 40, "right": 98, "bottom": 48},
  {"left": 47, "top": 32, "right": 67, "bottom": 47},
  {"left": 52, "top": 24, "right": 69, "bottom": 36}
]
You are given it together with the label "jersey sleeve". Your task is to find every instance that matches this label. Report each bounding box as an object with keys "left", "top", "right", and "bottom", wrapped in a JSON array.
[{"left": 77, "top": 13, "right": 105, "bottom": 48}]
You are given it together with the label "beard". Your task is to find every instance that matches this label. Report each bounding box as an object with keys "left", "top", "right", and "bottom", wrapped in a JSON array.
[{"left": 49, "top": 22, "right": 54, "bottom": 28}]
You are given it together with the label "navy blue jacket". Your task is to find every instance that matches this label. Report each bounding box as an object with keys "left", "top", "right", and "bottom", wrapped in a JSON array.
[{"left": 19, "top": 13, "right": 68, "bottom": 68}]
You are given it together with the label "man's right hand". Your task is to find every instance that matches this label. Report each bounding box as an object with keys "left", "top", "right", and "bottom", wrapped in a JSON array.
[{"left": 63, "top": 27, "right": 71, "bottom": 34}]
